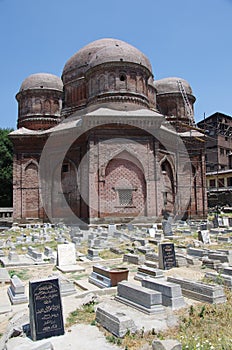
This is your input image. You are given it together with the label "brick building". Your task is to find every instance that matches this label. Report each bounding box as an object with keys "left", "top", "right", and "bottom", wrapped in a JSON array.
[
  {"left": 198, "top": 112, "right": 232, "bottom": 208},
  {"left": 197, "top": 112, "right": 232, "bottom": 172},
  {"left": 10, "top": 38, "right": 207, "bottom": 225}
]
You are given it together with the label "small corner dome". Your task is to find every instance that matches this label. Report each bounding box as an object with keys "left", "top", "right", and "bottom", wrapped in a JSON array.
[
  {"left": 19, "top": 73, "right": 63, "bottom": 92},
  {"left": 154, "top": 77, "right": 193, "bottom": 95},
  {"left": 62, "top": 38, "right": 153, "bottom": 76}
]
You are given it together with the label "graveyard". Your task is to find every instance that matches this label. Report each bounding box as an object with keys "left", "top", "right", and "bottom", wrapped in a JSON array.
[{"left": 0, "top": 218, "right": 232, "bottom": 349}]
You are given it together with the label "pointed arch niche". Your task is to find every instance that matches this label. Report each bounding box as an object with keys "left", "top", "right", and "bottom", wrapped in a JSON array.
[
  {"left": 160, "top": 158, "right": 175, "bottom": 212},
  {"left": 99, "top": 151, "right": 146, "bottom": 218},
  {"left": 51, "top": 159, "right": 80, "bottom": 219},
  {"left": 23, "top": 161, "right": 39, "bottom": 218}
]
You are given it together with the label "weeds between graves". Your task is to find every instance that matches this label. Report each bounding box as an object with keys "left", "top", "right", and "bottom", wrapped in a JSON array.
[
  {"left": 65, "top": 301, "right": 97, "bottom": 328},
  {"left": 102, "top": 327, "right": 154, "bottom": 349},
  {"left": 159, "top": 288, "right": 232, "bottom": 350},
  {"left": 101, "top": 288, "right": 232, "bottom": 350},
  {"left": 70, "top": 273, "right": 88, "bottom": 281},
  {"left": 98, "top": 250, "right": 121, "bottom": 260},
  {"left": 9, "top": 268, "right": 30, "bottom": 280}
]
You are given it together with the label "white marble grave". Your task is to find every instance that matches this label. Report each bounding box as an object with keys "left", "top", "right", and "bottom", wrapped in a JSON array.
[{"left": 56, "top": 243, "right": 85, "bottom": 272}]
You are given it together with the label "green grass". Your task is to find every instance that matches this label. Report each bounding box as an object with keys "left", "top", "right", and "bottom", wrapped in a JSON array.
[
  {"left": 98, "top": 249, "right": 121, "bottom": 259},
  {"left": 71, "top": 273, "right": 88, "bottom": 281},
  {"left": 157, "top": 289, "right": 232, "bottom": 350},
  {"left": 65, "top": 302, "right": 96, "bottom": 328},
  {"left": 100, "top": 289, "right": 232, "bottom": 350},
  {"left": 8, "top": 269, "right": 30, "bottom": 280}
]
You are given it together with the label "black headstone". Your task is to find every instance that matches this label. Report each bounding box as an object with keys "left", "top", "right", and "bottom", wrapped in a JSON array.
[
  {"left": 198, "top": 230, "right": 204, "bottom": 243},
  {"left": 228, "top": 217, "right": 232, "bottom": 227},
  {"left": 29, "top": 277, "right": 64, "bottom": 341},
  {"left": 159, "top": 243, "right": 176, "bottom": 270}
]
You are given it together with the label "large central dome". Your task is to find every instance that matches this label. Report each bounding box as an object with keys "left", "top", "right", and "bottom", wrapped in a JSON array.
[
  {"left": 61, "top": 38, "right": 155, "bottom": 113},
  {"left": 62, "top": 38, "right": 152, "bottom": 77}
]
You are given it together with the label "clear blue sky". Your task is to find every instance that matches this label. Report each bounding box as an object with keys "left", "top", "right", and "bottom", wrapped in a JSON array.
[{"left": 0, "top": 0, "right": 231, "bottom": 129}]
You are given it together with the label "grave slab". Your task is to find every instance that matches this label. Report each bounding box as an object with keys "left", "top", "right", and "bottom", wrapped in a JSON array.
[
  {"left": 0, "top": 268, "right": 11, "bottom": 283},
  {"left": 221, "top": 266, "right": 232, "bottom": 276},
  {"left": 142, "top": 277, "right": 185, "bottom": 310},
  {"left": 0, "top": 286, "right": 12, "bottom": 314},
  {"left": 115, "top": 281, "right": 164, "bottom": 314},
  {"left": 167, "top": 276, "right": 226, "bottom": 304},
  {"left": 123, "top": 253, "right": 145, "bottom": 265},
  {"left": 134, "top": 265, "right": 164, "bottom": 281},
  {"left": 86, "top": 248, "right": 101, "bottom": 261},
  {"left": 7, "top": 275, "right": 28, "bottom": 304},
  {"left": 152, "top": 339, "right": 182, "bottom": 350},
  {"left": 205, "top": 271, "right": 232, "bottom": 289},
  {"left": 96, "top": 303, "right": 137, "bottom": 337}
]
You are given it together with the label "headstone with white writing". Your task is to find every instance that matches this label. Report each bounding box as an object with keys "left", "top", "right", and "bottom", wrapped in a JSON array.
[
  {"left": 29, "top": 277, "right": 64, "bottom": 341},
  {"left": 158, "top": 242, "right": 176, "bottom": 270}
]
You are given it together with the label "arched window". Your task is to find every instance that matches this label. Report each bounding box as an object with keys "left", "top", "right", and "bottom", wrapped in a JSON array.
[
  {"left": 34, "top": 98, "right": 42, "bottom": 113},
  {"left": 44, "top": 99, "right": 51, "bottom": 114},
  {"left": 108, "top": 74, "right": 116, "bottom": 90}
]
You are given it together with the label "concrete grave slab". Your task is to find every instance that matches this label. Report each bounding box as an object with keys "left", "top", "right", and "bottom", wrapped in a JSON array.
[
  {"left": 0, "top": 286, "right": 12, "bottom": 314},
  {"left": 116, "top": 280, "right": 164, "bottom": 314},
  {"left": 0, "top": 268, "right": 11, "bottom": 283},
  {"left": 205, "top": 271, "right": 232, "bottom": 290},
  {"left": 96, "top": 302, "right": 137, "bottom": 337},
  {"left": 142, "top": 277, "right": 186, "bottom": 310},
  {"left": 7, "top": 275, "right": 28, "bottom": 304},
  {"left": 123, "top": 253, "right": 145, "bottom": 265},
  {"left": 167, "top": 276, "right": 226, "bottom": 304},
  {"left": 134, "top": 265, "right": 164, "bottom": 281}
]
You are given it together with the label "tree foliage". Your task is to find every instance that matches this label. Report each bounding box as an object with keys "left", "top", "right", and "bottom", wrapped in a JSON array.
[{"left": 0, "top": 128, "right": 13, "bottom": 206}]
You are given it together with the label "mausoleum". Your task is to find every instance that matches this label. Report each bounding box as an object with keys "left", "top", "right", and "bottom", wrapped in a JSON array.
[{"left": 10, "top": 38, "right": 207, "bottom": 224}]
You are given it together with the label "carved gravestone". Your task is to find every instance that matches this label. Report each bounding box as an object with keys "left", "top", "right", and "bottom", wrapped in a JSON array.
[
  {"left": 158, "top": 242, "right": 176, "bottom": 270},
  {"left": 29, "top": 277, "right": 64, "bottom": 341},
  {"left": 57, "top": 243, "right": 76, "bottom": 266}
]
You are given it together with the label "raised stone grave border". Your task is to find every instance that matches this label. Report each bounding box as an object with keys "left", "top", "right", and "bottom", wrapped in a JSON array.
[
  {"left": 134, "top": 265, "right": 164, "bottom": 281},
  {"left": 123, "top": 253, "right": 145, "bottom": 265},
  {"left": 141, "top": 277, "right": 186, "bottom": 310},
  {"left": 96, "top": 303, "right": 137, "bottom": 337},
  {"left": 7, "top": 275, "right": 28, "bottom": 304},
  {"left": 115, "top": 281, "right": 164, "bottom": 315},
  {"left": 205, "top": 272, "right": 232, "bottom": 290},
  {"left": 167, "top": 276, "right": 226, "bottom": 304}
]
